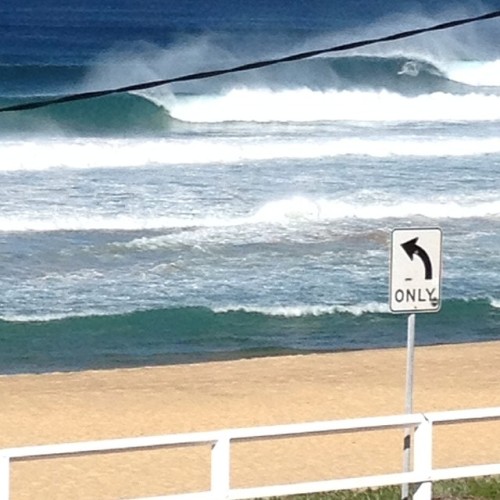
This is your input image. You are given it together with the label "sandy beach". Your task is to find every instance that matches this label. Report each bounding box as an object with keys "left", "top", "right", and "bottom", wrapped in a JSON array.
[{"left": 1, "top": 341, "right": 499, "bottom": 499}]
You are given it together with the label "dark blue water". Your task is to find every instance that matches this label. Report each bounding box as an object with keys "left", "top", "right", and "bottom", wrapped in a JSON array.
[{"left": 2, "top": 1, "right": 478, "bottom": 64}]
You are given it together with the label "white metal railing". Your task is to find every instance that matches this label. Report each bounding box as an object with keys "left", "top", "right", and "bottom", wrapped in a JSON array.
[{"left": 1, "top": 407, "right": 499, "bottom": 500}]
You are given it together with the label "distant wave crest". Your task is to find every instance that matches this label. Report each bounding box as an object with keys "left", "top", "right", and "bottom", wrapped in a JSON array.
[{"left": 1, "top": 56, "right": 499, "bottom": 135}]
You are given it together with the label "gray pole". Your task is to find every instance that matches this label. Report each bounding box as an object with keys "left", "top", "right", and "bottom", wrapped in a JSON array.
[{"left": 402, "top": 313, "right": 416, "bottom": 500}]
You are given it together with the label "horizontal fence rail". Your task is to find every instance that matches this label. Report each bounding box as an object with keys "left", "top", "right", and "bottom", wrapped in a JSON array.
[{"left": 1, "top": 407, "right": 499, "bottom": 500}]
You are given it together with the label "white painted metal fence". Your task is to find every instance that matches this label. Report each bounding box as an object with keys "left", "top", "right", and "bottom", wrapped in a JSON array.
[{"left": 1, "top": 407, "right": 499, "bottom": 500}]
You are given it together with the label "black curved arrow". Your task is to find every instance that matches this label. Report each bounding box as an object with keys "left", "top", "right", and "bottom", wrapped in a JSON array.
[{"left": 401, "top": 237, "right": 433, "bottom": 280}]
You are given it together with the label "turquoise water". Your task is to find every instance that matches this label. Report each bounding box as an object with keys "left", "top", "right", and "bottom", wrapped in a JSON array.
[{"left": 0, "top": 1, "right": 499, "bottom": 373}]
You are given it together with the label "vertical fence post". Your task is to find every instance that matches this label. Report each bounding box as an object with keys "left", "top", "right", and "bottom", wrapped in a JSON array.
[
  {"left": 413, "top": 417, "right": 433, "bottom": 500},
  {"left": 211, "top": 434, "right": 231, "bottom": 499},
  {"left": 0, "top": 455, "right": 9, "bottom": 500}
]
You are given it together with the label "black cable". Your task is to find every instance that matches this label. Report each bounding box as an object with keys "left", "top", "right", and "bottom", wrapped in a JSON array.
[{"left": 1, "top": 9, "right": 499, "bottom": 113}]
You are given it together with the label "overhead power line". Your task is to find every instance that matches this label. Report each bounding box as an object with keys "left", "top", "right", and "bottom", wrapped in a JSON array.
[{"left": 1, "top": 9, "right": 499, "bottom": 113}]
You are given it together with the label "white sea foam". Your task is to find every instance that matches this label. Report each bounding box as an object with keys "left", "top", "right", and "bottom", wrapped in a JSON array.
[
  {"left": 167, "top": 88, "right": 500, "bottom": 123},
  {"left": 213, "top": 302, "right": 390, "bottom": 317},
  {"left": 0, "top": 214, "right": 214, "bottom": 232},
  {"left": 251, "top": 197, "right": 500, "bottom": 223},
  {"left": 2, "top": 196, "right": 499, "bottom": 233},
  {"left": 443, "top": 60, "right": 500, "bottom": 87},
  {"left": 491, "top": 298, "right": 500, "bottom": 309},
  {"left": 0, "top": 309, "right": 110, "bottom": 323},
  {"left": 2, "top": 134, "right": 500, "bottom": 171},
  {"left": 0, "top": 302, "right": 389, "bottom": 323}
]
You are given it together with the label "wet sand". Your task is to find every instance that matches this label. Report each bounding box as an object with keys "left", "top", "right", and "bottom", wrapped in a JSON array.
[{"left": 1, "top": 341, "right": 499, "bottom": 499}]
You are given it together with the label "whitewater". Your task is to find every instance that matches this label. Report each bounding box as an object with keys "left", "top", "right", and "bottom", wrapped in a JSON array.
[{"left": 0, "top": 0, "right": 499, "bottom": 373}]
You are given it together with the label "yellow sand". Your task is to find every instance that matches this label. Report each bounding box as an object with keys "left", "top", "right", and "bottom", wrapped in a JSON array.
[{"left": 0, "top": 341, "right": 499, "bottom": 499}]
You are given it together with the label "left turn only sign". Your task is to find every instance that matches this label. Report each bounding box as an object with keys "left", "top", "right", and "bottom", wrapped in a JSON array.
[{"left": 390, "top": 227, "right": 443, "bottom": 313}]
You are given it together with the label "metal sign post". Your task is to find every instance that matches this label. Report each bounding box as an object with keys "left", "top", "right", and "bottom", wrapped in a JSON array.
[
  {"left": 402, "top": 312, "right": 416, "bottom": 500},
  {"left": 390, "top": 228, "right": 442, "bottom": 500}
]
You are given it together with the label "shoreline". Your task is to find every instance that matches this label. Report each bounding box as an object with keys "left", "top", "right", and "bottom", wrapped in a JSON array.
[
  {"left": 1, "top": 341, "right": 499, "bottom": 499},
  {"left": 0, "top": 336, "right": 498, "bottom": 377},
  {"left": 1, "top": 297, "right": 498, "bottom": 375}
]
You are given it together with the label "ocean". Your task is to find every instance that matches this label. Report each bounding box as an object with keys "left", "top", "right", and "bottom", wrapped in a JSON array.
[{"left": 0, "top": 0, "right": 499, "bottom": 374}]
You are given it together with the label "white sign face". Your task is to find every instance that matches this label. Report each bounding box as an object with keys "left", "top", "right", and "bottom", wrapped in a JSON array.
[{"left": 390, "top": 228, "right": 442, "bottom": 313}]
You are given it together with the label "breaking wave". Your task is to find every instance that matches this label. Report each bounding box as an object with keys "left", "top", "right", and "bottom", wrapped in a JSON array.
[{"left": 1, "top": 56, "right": 499, "bottom": 135}]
